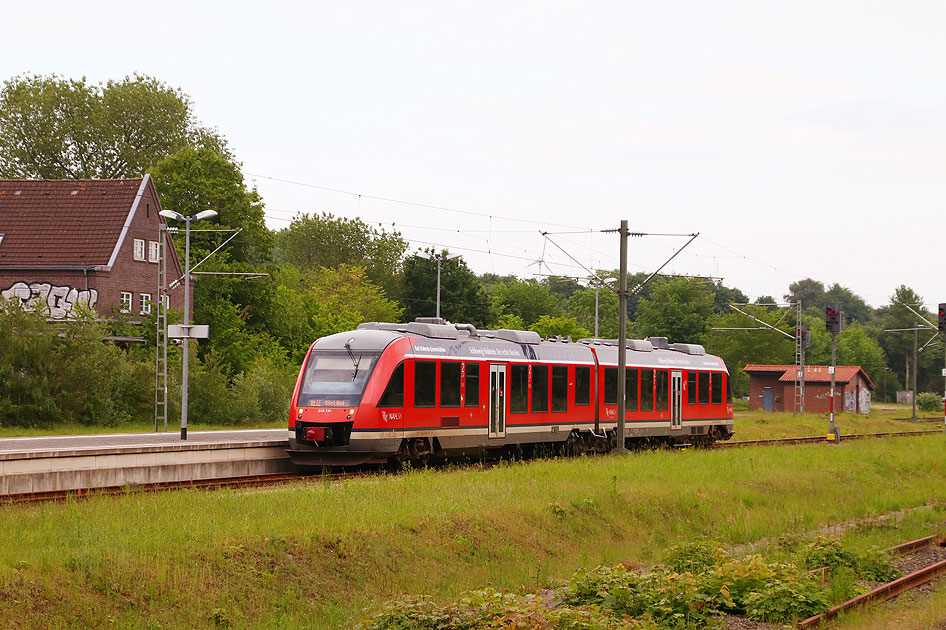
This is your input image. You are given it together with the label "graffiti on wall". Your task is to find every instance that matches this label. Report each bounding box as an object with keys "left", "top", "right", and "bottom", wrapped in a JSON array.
[{"left": 1, "top": 281, "right": 98, "bottom": 320}]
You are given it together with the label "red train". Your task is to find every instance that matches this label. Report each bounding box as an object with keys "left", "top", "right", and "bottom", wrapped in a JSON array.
[{"left": 287, "top": 318, "right": 734, "bottom": 467}]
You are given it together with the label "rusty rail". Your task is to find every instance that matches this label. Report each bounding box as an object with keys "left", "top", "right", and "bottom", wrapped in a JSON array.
[
  {"left": 716, "top": 430, "right": 940, "bottom": 449},
  {"left": 798, "top": 559, "right": 946, "bottom": 628},
  {"left": 0, "top": 471, "right": 350, "bottom": 505}
]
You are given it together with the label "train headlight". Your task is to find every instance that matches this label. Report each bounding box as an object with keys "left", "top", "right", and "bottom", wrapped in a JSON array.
[{"left": 348, "top": 409, "right": 355, "bottom": 415}]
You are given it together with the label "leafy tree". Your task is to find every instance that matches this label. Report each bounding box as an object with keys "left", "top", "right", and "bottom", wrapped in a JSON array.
[
  {"left": 401, "top": 252, "right": 494, "bottom": 327},
  {"left": 712, "top": 282, "right": 749, "bottom": 314},
  {"left": 275, "top": 212, "right": 406, "bottom": 297},
  {"left": 494, "top": 313, "right": 525, "bottom": 330},
  {"left": 0, "top": 73, "right": 225, "bottom": 179},
  {"left": 531, "top": 315, "right": 591, "bottom": 340},
  {"left": 567, "top": 286, "right": 619, "bottom": 338},
  {"left": 703, "top": 306, "right": 795, "bottom": 396},
  {"left": 836, "top": 321, "right": 886, "bottom": 386},
  {"left": 150, "top": 146, "right": 273, "bottom": 264},
  {"left": 823, "top": 283, "right": 874, "bottom": 324},
  {"left": 635, "top": 278, "right": 714, "bottom": 343},
  {"left": 490, "top": 278, "right": 563, "bottom": 326},
  {"left": 784, "top": 278, "right": 825, "bottom": 308},
  {"left": 545, "top": 276, "right": 583, "bottom": 300},
  {"left": 878, "top": 286, "right": 939, "bottom": 393}
]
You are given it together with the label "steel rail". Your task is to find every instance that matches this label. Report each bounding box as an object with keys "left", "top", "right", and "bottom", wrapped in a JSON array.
[
  {"left": 797, "top": 559, "right": 946, "bottom": 628},
  {"left": 714, "top": 430, "right": 940, "bottom": 449}
]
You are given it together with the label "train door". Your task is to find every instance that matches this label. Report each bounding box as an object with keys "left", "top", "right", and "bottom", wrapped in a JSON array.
[
  {"left": 671, "top": 370, "right": 683, "bottom": 430},
  {"left": 489, "top": 364, "right": 506, "bottom": 439}
]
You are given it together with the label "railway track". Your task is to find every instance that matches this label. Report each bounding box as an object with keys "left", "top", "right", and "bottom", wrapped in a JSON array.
[
  {"left": 1, "top": 429, "right": 940, "bottom": 506},
  {"left": 798, "top": 534, "right": 946, "bottom": 628}
]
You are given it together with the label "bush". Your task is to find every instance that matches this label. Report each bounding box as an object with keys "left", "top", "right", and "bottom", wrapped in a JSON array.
[
  {"left": 800, "top": 536, "right": 900, "bottom": 582},
  {"left": 916, "top": 392, "right": 942, "bottom": 413}
]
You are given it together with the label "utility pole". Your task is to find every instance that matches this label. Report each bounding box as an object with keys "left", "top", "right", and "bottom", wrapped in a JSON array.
[
  {"left": 913, "top": 327, "right": 918, "bottom": 421},
  {"left": 615, "top": 220, "right": 628, "bottom": 454},
  {"left": 940, "top": 304, "right": 946, "bottom": 433}
]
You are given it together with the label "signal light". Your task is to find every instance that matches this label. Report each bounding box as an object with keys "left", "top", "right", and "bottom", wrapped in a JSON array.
[
  {"left": 798, "top": 324, "right": 811, "bottom": 349},
  {"left": 825, "top": 303, "right": 841, "bottom": 334},
  {"left": 939, "top": 303, "right": 946, "bottom": 333}
]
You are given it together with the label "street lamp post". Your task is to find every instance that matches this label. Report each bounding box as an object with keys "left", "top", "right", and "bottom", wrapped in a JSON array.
[
  {"left": 431, "top": 252, "right": 461, "bottom": 320},
  {"left": 159, "top": 209, "right": 217, "bottom": 440}
]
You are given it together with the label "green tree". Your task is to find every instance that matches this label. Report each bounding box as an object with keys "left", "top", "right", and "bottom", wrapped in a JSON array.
[
  {"left": 567, "top": 286, "right": 619, "bottom": 338},
  {"left": 703, "top": 306, "right": 795, "bottom": 396},
  {"left": 401, "top": 252, "right": 493, "bottom": 327},
  {"left": 712, "top": 282, "right": 749, "bottom": 314},
  {"left": 878, "top": 286, "right": 940, "bottom": 393},
  {"left": 635, "top": 278, "right": 714, "bottom": 343},
  {"left": 150, "top": 146, "right": 273, "bottom": 264},
  {"left": 531, "top": 315, "right": 591, "bottom": 340},
  {"left": 0, "top": 73, "right": 224, "bottom": 179},
  {"left": 275, "top": 212, "right": 406, "bottom": 297},
  {"left": 835, "top": 321, "right": 886, "bottom": 386},
  {"left": 823, "top": 283, "right": 874, "bottom": 324},
  {"left": 490, "top": 278, "right": 563, "bottom": 326},
  {"left": 784, "top": 278, "right": 825, "bottom": 309}
]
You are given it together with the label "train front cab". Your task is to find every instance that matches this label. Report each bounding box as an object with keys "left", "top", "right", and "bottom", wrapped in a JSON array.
[{"left": 288, "top": 331, "right": 412, "bottom": 466}]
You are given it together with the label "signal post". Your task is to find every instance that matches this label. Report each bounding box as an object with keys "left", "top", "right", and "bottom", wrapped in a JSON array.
[{"left": 825, "top": 304, "right": 842, "bottom": 442}]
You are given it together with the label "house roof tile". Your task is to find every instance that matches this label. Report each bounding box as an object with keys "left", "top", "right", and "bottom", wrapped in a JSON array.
[
  {"left": 743, "top": 364, "right": 875, "bottom": 389},
  {"left": 0, "top": 179, "right": 145, "bottom": 266}
]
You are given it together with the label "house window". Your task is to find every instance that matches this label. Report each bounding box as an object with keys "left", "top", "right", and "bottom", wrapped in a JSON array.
[
  {"left": 140, "top": 293, "right": 152, "bottom": 315},
  {"left": 120, "top": 292, "right": 133, "bottom": 313},
  {"left": 133, "top": 238, "right": 145, "bottom": 261},
  {"left": 148, "top": 240, "right": 160, "bottom": 263}
]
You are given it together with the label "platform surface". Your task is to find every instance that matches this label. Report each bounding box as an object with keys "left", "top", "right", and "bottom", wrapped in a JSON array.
[{"left": 0, "top": 428, "right": 287, "bottom": 456}]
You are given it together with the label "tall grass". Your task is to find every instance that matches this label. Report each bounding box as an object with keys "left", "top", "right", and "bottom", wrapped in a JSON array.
[{"left": 0, "top": 436, "right": 943, "bottom": 628}]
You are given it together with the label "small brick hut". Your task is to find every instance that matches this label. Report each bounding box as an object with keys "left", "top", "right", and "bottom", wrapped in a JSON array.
[
  {"left": 0, "top": 175, "right": 187, "bottom": 321},
  {"left": 743, "top": 364, "right": 875, "bottom": 414}
]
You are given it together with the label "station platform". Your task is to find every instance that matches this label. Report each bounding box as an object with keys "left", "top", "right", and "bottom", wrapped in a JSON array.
[{"left": 0, "top": 429, "right": 293, "bottom": 496}]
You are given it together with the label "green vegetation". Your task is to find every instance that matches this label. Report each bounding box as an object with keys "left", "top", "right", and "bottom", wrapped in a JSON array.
[
  {"left": 916, "top": 392, "right": 942, "bottom": 413},
  {"left": 0, "top": 436, "right": 943, "bottom": 628},
  {"left": 731, "top": 408, "right": 935, "bottom": 441}
]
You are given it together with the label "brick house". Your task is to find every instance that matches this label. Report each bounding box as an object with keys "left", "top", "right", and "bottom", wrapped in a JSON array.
[
  {"left": 0, "top": 175, "right": 188, "bottom": 321},
  {"left": 743, "top": 364, "right": 875, "bottom": 414}
]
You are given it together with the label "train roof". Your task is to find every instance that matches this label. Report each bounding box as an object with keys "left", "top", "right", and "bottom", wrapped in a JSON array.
[{"left": 336, "top": 319, "right": 728, "bottom": 371}]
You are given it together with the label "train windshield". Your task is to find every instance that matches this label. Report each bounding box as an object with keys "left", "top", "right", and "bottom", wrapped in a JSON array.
[{"left": 296, "top": 350, "right": 381, "bottom": 407}]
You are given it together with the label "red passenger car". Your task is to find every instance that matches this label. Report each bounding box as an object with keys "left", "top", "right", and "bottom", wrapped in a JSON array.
[{"left": 287, "top": 318, "right": 734, "bottom": 467}]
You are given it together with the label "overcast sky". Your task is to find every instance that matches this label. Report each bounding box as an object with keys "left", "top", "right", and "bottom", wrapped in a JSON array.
[{"left": 4, "top": 1, "right": 944, "bottom": 307}]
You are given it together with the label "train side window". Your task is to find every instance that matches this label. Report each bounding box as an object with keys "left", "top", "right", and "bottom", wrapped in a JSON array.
[
  {"left": 726, "top": 374, "right": 733, "bottom": 404},
  {"left": 604, "top": 367, "right": 618, "bottom": 404},
  {"left": 378, "top": 362, "right": 405, "bottom": 407},
  {"left": 625, "top": 368, "right": 638, "bottom": 411},
  {"left": 465, "top": 363, "right": 480, "bottom": 407},
  {"left": 711, "top": 372, "right": 723, "bottom": 405},
  {"left": 440, "top": 361, "right": 461, "bottom": 407},
  {"left": 687, "top": 371, "right": 697, "bottom": 405},
  {"left": 414, "top": 361, "right": 436, "bottom": 407},
  {"left": 551, "top": 365, "right": 567, "bottom": 412},
  {"left": 640, "top": 369, "right": 654, "bottom": 410},
  {"left": 655, "top": 370, "right": 669, "bottom": 411},
  {"left": 575, "top": 366, "right": 591, "bottom": 406},
  {"left": 532, "top": 365, "right": 549, "bottom": 413},
  {"left": 510, "top": 364, "right": 528, "bottom": 413},
  {"left": 699, "top": 371, "right": 710, "bottom": 404}
]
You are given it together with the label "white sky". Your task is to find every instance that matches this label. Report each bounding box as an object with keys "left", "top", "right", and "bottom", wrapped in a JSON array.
[{"left": 4, "top": 1, "right": 944, "bottom": 307}]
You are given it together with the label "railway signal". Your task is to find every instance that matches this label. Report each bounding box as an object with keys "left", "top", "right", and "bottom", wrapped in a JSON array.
[
  {"left": 938, "top": 304, "right": 946, "bottom": 333},
  {"left": 797, "top": 324, "right": 810, "bottom": 349},
  {"left": 825, "top": 304, "right": 842, "bottom": 334}
]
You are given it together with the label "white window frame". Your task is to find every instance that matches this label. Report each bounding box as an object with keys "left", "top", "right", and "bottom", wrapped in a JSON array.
[
  {"left": 148, "top": 240, "right": 160, "bottom": 263},
  {"left": 120, "top": 291, "right": 133, "bottom": 313},
  {"left": 140, "top": 293, "right": 152, "bottom": 315},
  {"left": 133, "top": 238, "right": 145, "bottom": 261}
]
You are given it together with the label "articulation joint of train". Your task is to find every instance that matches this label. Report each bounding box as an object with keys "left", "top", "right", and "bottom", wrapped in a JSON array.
[{"left": 287, "top": 317, "right": 734, "bottom": 468}]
